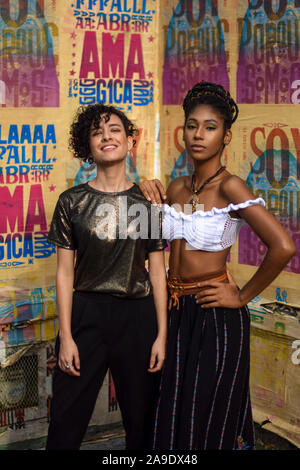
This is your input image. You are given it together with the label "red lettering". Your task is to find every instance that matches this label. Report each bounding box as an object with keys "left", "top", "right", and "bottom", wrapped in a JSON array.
[
  {"left": 174, "top": 126, "right": 184, "bottom": 154},
  {"left": 291, "top": 128, "right": 300, "bottom": 179},
  {"left": 79, "top": 32, "right": 145, "bottom": 80},
  {"left": 251, "top": 127, "right": 265, "bottom": 157},
  {"left": 102, "top": 33, "right": 124, "bottom": 78},
  {"left": 0, "top": 185, "right": 24, "bottom": 233},
  {"left": 125, "top": 34, "right": 145, "bottom": 79},
  {"left": 25, "top": 184, "right": 47, "bottom": 232},
  {"left": 79, "top": 31, "right": 100, "bottom": 79}
]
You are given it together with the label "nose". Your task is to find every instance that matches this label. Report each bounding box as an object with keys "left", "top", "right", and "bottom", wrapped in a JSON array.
[
  {"left": 101, "top": 126, "right": 112, "bottom": 141},
  {"left": 194, "top": 126, "right": 204, "bottom": 140}
]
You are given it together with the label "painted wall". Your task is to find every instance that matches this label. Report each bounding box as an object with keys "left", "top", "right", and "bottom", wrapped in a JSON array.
[
  {"left": 160, "top": 0, "right": 300, "bottom": 305},
  {"left": 0, "top": 0, "right": 300, "bottom": 446}
]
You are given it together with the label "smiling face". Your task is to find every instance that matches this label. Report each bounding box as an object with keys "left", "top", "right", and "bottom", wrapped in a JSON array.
[
  {"left": 89, "top": 113, "right": 133, "bottom": 165},
  {"left": 183, "top": 104, "right": 231, "bottom": 163}
]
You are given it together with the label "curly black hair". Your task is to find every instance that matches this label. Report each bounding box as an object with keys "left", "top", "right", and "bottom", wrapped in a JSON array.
[
  {"left": 182, "top": 81, "right": 239, "bottom": 131},
  {"left": 69, "top": 104, "right": 139, "bottom": 162}
]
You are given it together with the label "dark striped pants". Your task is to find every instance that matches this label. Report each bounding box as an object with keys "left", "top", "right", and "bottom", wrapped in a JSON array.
[{"left": 152, "top": 294, "right": 255, "bottom": 450}]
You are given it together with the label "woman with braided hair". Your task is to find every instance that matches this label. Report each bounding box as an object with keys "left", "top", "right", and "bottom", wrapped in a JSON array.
[{"left": 139, "top": 82, "right": 295, "bottom": 450}]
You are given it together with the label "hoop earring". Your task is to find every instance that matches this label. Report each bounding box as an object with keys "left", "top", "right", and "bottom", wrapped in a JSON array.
[{"left": 85, "top": 156, "right": 94, "bottom": 164}]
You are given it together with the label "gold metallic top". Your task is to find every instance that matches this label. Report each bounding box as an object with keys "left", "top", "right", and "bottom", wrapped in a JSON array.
[{"left": 47, "top": 183, "right": 166, "bottom": 298}]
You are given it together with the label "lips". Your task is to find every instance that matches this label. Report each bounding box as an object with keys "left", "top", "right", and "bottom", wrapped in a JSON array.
[
  {"left": 102, "top": 145, "right": 117, "bottom": 151},
  {"left": 191, "top": 145, "right": 206, "bottom": 151}
]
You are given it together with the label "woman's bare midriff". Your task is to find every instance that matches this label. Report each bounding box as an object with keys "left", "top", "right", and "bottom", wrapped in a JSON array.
[{"left": 168, "top": 239, "right": 230, "bottom": 282}]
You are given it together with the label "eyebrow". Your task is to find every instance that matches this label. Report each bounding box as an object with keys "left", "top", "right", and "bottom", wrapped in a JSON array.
[
  {"left": 187, "top": 118, "right": 219, "bottom": 123},
  {"left": 91, "top": 123, "right": 122, "bottom": 131}
]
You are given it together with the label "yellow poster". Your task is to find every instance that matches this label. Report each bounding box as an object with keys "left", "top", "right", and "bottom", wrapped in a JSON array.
[{"left": 0, "top": 0, "right": 299, "bottom": 392}]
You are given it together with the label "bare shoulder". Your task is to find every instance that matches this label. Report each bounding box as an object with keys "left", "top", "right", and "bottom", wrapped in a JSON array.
[
  {"left": 219, "top": 174, "right": 256, "bottom": 204},
  {"left": 167, "top": 176, "right": 189, "bottom": 203}
]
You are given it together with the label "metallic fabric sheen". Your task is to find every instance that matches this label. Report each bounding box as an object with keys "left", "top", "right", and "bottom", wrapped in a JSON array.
[{"left": 47, "top": 183, "right": 166, "bottom": 298}]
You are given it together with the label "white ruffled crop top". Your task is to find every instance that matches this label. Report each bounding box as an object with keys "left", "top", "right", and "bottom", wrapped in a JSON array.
[{"left": 162, "top": 198, "right": 265, "bottom": 252}]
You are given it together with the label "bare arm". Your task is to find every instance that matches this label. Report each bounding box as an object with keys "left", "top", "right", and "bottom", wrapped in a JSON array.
[
  {"left": 56, "top": 247, "right": 80, "bottom": 376},
  {"left": 148, "top": 250, "right": 168, "bottom": 372},
  {"left": 196, "top": 176, "right": 296, "bottom": 308}
]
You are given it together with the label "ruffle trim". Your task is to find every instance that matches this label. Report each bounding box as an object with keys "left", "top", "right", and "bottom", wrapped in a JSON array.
[{"left": 163, "top": 198, "right": 265, "bottom": 219}]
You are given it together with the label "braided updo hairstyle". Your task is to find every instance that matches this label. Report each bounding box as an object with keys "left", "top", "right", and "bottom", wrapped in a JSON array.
[{"left": 182, "top": 82, "right": 239, "bottom": 131}]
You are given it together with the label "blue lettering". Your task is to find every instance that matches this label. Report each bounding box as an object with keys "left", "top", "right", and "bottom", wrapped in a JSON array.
[
  {"left": 97, "top": 79, "right": 107, "bottom": 102},
  {"left": 0, "top": 233, "right": 34, "bottom": 260},
  {"left": 42, "top": 146, "right": 51, "bottom": 163},
  {"left": 33, "top": 125, "right": 44, "bottom": 144},
  {"left": 0, "top": 146, "right": 6, "bottom": 159},
  {"left": 0, "top": 236, "right": 4, "bottom": 260},
  {"left": 20, "top": 125, "right": 32, "bottom": 144},
  {"left": 21, "top": 145, "right": 30, "bottom": 163},
  {"left": 34, "top": 232, "right": 55, "bottom": 259},
  {"left": 133, "top": 0, "right": 141, "bottom": 14},
  {"left": 114, "top": 79, "right": 122, "bottom": 103},
  {"left": 142, "top": 0, "right": 151, "bottom": 14},
  {"left": 6, "top": 165, "right": 18, "bottom": 177},
  {"left": 23, "top": 233, "right": 34, "bottom": 258},
  {"left": 45, "top": 124, "right": 56, "bottom": 144},
  {"left": 123, "top": 80, "right": 132, "bottom": 103},
  {"left": 75, "top": 0, "right": 85, "bottom": 9},
  {"left": 12, "top": 234, "right": 22, "bottom": 258},
  {"left": 32, "top": 146, "right": 40, "bottom": 163},
  {"left": 8, "top": 125, "right": 19, "bottom": 144},
  {"left": 19, "top": 165, "right": 30, "bottom": 176},
  {"left": 7, "top": 145, "right": 20, "bottom": 164},
  {"left": 123, "top": 0, "right": 130, "bottom": 12},
  {"left": 111, "top": 0, "right": 122, "bottom": 12}
]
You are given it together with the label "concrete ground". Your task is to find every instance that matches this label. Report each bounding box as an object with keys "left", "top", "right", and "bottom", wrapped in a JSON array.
[
  {"left": 252, "top": 423, "right": 298, "bottom": 451},
  {"left": 78, "top": 422, "right": 298, "bottom": 451},
  {"left": 1, "top": 421, "right": 297, "bottom": 451},
  {"left": 80, "top": 423, "right": 125, "bottom": 450}
]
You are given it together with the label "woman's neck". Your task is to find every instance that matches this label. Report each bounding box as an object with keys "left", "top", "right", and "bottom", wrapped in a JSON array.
[
  {"left": 89, "top": 162, "right": 132, "bottom": 193},
  {"left": 192, "top": 160, "right": 223, "bottom": 187}
]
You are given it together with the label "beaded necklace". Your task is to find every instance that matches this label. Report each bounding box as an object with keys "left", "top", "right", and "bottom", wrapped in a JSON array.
[{"left": 190, "top": 165, "right": 226, "bottom": 213}]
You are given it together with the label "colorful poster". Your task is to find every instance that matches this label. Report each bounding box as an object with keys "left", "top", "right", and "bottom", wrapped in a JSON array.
[
  {"left": 0, "top": 0, "right": 59, "bottom": 107},
  {"left": 60, "top": 0, "right": 159, "bottom": 185},
  {"left": 65, "top": 1, "right": 156, "bottom": 111},
  {"left": 0, "top": 0, "right": 299, "bottom": 448},
  {"left": 0, "top": 0, "right": 161, "bottom": 342},
  {"left": 237, "top": 0, "right": 300, "bottom": 104},
  {"left": 0, "top": 112, "right": 65, "bottom": 339},
  {"left": 161, "top": 0, "right": 229, "bottom": 105},
  {"left": 0, "top": 0, "right": 299, "bottom": 343},
  {"left": 237, "top": 109, "right": 300, "bottom": 275}
]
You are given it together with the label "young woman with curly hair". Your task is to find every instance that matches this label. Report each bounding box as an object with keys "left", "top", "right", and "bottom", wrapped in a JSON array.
[
  {"left": 139, "top": 82, "right": 296, "bottom": 450},
  {"left": 46, "top": 104, "right": 167, "bottom": 450}
]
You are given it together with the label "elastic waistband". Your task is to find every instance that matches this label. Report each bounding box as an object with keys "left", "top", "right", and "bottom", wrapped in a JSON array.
[
  {"left": 74, "top": 290, "right": 152, "bottom": 303},
  {"left": 167, "top": 270, "right": 228, "bottom": 311}
]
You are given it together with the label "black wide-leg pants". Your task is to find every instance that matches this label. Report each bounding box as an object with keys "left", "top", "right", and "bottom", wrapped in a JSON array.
[{"left": 46, "top": 291, "right": 159, "bottom": 450}]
